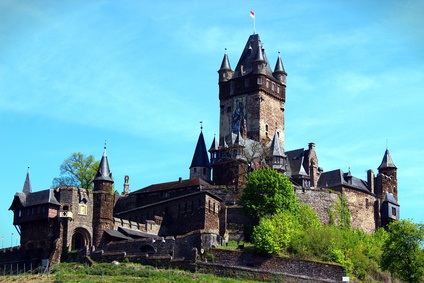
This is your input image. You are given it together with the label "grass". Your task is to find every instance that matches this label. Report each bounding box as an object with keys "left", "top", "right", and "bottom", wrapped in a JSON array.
[{"left": 1, "top": 262, "right": 266, "bottom": 283}]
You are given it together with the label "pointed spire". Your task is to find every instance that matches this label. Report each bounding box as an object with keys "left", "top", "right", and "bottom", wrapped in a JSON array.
[
  {"left": 234, "top": 131, "right": 244, "bottom": 145},
  {"left": 209, "top": 134, "right": 219, "bottom": 152},
  {"left": 23, "top": 167, "right": 32, "bottom": 194},
  {"left": 274, "top": 52, "right": 286, "bottom": 73},
  {"left": 270, "top": 132, "right": 285, "bottom": 157},
  {"left": 254, "top": 42, "right": 265, "bottom": 63},
  {"left": 219, "top": 48, "right": 232, "bottom": 71},
  {"left": 190, "top": 130, "right": 211, "bottom": 169},
  {"left": 94, "top": 143, "right": 114, "bottom": 183},
  {"left": 378, "top": 149, "right": 397, "bottom": 170}
]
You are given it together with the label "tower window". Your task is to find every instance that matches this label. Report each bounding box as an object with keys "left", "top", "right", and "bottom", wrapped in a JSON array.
[
  {"left": 230, "top": 82, "right": 234, "bottom": 94},
  {"left": 257, "top": 78, "right": 263, "bottom": 85},
  {"left": 271, "top": 84, "right": 275, "bottom": 91},
  {"left": 266, "top": 80, "right": 269, "bottom": 88},
  {"left": 203, "top": 168, "right": 206, "bottom": 175},
  {"left": 265, "top": 124, "right": 269, "bottom": 132},
  {"left": 277, "top": 86, "right": 280, "bottom": 93},
  {"left": 244, "top": 79, "right": 249, "bottom": 88},
  {"left": 392, "top": 207, "right": 397, "bottom": 217}
]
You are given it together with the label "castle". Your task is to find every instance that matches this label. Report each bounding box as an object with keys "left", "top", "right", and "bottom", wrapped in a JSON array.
[{"left": 5, "top": 32, "right": 399, "bottom": 267}]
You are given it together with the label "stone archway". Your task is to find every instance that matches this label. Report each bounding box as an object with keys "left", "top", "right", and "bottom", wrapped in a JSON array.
[{"left": 71, "top": 228, "right": 91, "bottom": 251}]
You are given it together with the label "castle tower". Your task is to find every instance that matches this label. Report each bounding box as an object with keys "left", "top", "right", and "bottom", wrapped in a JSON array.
[
  {"left": 218, "top": 34, "right": 287, "bottom": 147},
  {"left": 375, "top": 149, "right": 398, "bottom": 201},
  {"left": 92, "top": 145, "right": 114, "bottom": 248},
  {"left": 190, "top": 128, "right": 211, "bottom": 181}
]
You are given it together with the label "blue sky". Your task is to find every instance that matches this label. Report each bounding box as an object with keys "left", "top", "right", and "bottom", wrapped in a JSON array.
[{"left": 0, "top": 1, "right": 423, "bottom": 246}]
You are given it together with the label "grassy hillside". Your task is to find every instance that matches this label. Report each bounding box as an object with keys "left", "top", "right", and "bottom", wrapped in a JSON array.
[{"left": 1, "top": 262, "right": 264, "bottom": 283}]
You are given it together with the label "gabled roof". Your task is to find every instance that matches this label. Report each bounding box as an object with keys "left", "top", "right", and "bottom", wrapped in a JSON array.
[
  {"left": 94, "top": 146, "right": 114, "bottom": 183},
  {"left": 132, "top": 177, "right": 210, "bottom": 194},
  {"left": 318, "top": 169, "right": 369, "bottom": 193},
  {"left": 190, "top": 131, "right": 211, "bottom": 169},
  {"left": 286, "top": 148, "right": 308, "bottom": 177},
  {"left": 378, "top": 149, "right": 397, "bottom": 170},
  {"left": 232, "top": 34, "right": 275, "bottom": 80}
]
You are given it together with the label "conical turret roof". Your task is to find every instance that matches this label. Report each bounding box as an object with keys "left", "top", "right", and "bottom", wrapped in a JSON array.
[
  {"left": 270, "top": 132, "right": 285, "bottom": 157},
  {"left": 190, "top": 131, "right": 211, "bottom": 169},
  {"left": 274, "top": 53, "right": 286, "bottom": 74},
  {"left": 219, "top": 50, "right": 232, "bottom": 71},
  {"left": 23, "top": 167, "right": 32, "bottom": 194},
  {"left": 378, "top": 149, "right": 397, "bottom": 170},
  {"left": 94, "top": 146, "right": 114, "bottom": 183}
]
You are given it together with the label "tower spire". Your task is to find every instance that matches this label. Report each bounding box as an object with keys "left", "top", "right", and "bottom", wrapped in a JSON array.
[{"left": 23, "top": 167, "right": 32, "bottom": 194}]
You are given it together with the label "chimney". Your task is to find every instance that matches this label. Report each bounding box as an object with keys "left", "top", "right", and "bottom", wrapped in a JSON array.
[
  {"left": 367, "top": 170, "right": 375, "bottom": 194},
  {"left": 178, "top": 177, "right": 182, "bottom": 183}
]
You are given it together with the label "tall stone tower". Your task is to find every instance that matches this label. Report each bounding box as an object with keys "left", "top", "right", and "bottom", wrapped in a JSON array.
[
  {"left": 217, "top": 33, "right": 287, "bottom": 147},
  {"left": 212, "top": 33, "right": 287, "bottom": 185},
  {"left": 92, "top": 145, "right": 114, "bottom": 248}
]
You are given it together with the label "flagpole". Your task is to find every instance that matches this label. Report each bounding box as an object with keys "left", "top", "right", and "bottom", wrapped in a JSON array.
[{"left": 250, "top": 11, "right": 256, "bottom": 34}]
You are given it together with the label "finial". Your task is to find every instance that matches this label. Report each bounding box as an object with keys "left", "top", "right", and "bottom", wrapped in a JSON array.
[
  {"left": 103, "top": 140, "right": 107, "bottom": 156},
  {"left": 224, "top": 48, "right": 227, "bottom": 54},
  {"left": 200, "top": 121, "right": 203, "bottom": 131},
  {"left": 27, "top": 166, "right": 30, "bottom": 173},
  {"left": 386, "top": 138, "right": 388, "bottom": 150}
]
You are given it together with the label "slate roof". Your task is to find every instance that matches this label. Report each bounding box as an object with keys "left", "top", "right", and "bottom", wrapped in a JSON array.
[
  {"left": 9, "top": 189, "right": 61, "bottom": 210},
  {"left": 94, "top": 146, "right": 113, "bottom": 183},
  {"left": 286, "top": 148, "right": 309, "bottom": 177},
  {"left": 378, "top": 149, "right": 397, "bottom": 170},
  {"left": 118, "top": 227, "right": 160, "bottom": 239},
  {"left": 270, "top": 132, "right": 285, "bottom": 157},
  {"left": 132, "top": 177, "right": 210, "bottom": 194},
  {"left": 219, "top": 51, "right": 231, "bottom": 71},
  {"left": 317, "top": 169, "right": 370, "bottom": 193},
  {"left": 232, "top": 34, "right": 276, "bottom": 81},
  {"left": 190, "top": 131, "right": 211, "bottom": 169},
  {"left": 383, "top": 192, "right": 399, "bottom": 206},
  {"left": 104, "top": 229, "right": 132, "bottom": 241},
  {"left": 22, "top": 168, "right": 32, "bottom": 194}
]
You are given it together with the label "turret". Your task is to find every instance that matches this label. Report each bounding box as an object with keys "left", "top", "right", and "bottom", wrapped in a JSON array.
[
  {"left": 218, "top": 49, "right": 233, "bottom": 82},
  {"left": 190, "top": 127, "right": 211, "bottom": 182},
  {"left": 376, "top": 148, "right": 398, "bottom": 201},
  {"left": 270, "top": 132, "right": 286, "bottom": 172},
  {"left": 273, "top": 52, "right": 287, "bottom": 85},
  {"left": 92, "top": 144, "right": 114, "bottom": 248}
]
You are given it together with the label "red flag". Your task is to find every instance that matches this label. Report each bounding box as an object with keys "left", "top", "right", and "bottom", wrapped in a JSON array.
[{"left": 250, "top": 11, "right": 255, "bottom": 19}]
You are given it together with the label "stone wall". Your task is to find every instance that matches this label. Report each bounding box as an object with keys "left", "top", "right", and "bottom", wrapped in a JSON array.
[
  {"left": 295, "top": 187, "right": 338, "bottom": 225},
  {"left": 210, "top": 249, "right": 345, "bottom": 282},
  {"left": 342, "top": 188, "right": 377, "bottom": 234}
]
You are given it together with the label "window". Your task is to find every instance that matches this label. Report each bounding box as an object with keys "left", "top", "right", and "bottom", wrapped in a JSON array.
[
  {"left": 203, "top": 168, "right": 206, "bottom": 175},
  {"left": 392, "top": 207, "right": 397, "bottom": 217},
  {"left": 78, "top": 204, "right": 88, "bottom": 215},
  {"left": 18, "top": 210, "right": 22, "bottom": 217},
  {"left": 365, "top": 199, "right": 369, "bottom": 209},
  {"left": 257, "top": 78, "right": 263, "bottom": 85},
  {"left": 266, "top": 80, "right": 269, "bottom": 88},
  {"left": 271, "top": 84, "right": 275, "bottom": 91},
  {"left": 244, "top": 79, "right": 249, "bottom": 88},
  {"left": 230, "top": 82, "right": 234, "bottom": 94},
  {"left": 277, "top": 86, "right": 280, "bottom": 93}
]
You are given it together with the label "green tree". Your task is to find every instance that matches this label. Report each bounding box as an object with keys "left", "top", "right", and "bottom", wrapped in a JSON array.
[
  {"left": 52, "top": 152, "right": 100, "bottom": 190},
  {"left": 240, "top": 168, "right": 298, "bottom": 219},
  {"left": 381, "top": 219, "right": 424, "bottom": 283}
]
